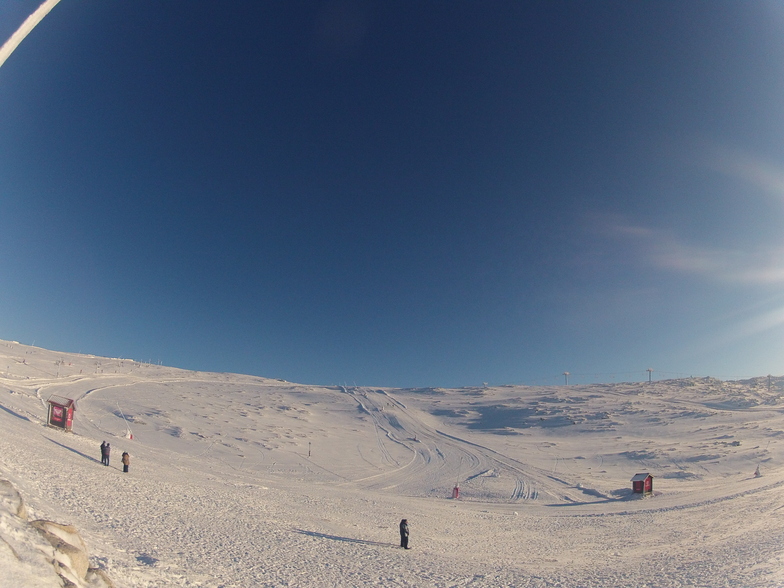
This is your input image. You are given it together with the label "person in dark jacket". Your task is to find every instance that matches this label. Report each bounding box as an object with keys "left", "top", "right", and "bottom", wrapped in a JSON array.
[
  {"left": 100, "top": 441, "right": 108, "bottom": 466},
  {"left": 121, "top": 452, "right": 130, "bottom": 473},
  {"left": 399, "top": 519, "right": 410, "bottom": 549}
]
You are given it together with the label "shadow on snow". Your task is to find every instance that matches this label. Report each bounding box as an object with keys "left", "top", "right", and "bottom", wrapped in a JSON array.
[
  {"left": 45, "top": 436, "right": 102, "bottom": 465},
  {"left": 292, "top": 528, "right": 398, "bottom": 548}
]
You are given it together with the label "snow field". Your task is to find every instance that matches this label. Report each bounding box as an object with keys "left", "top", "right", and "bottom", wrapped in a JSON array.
[{"left": 1, "top": 340, "right": 783, "bottom": 586}]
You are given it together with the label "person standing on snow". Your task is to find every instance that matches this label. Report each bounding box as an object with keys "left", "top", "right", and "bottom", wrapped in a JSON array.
[
  {"left": 100, "top": 441, "right": 108, "bottom": 466},
  {"left": 104, "top": 442, "right": 111, "bottom": 467},
  {"left": 121, "top": 452, "right": 130, "bottom": 473},
  {"left": 399, "top": 519, "right": 410, "bottom": 549}
]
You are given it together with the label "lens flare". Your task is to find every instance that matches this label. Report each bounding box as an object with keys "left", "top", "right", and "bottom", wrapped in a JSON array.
[{"left": 0, "top": 0, "right": 63, "bottom": 71}]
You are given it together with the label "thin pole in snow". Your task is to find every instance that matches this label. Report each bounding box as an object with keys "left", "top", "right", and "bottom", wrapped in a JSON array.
[{"left": 117, "top": 402, "right": 133, "bottom": 439}]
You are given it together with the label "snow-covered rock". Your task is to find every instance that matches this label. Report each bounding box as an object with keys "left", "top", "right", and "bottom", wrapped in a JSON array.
[{"left": 0, "top": 479, "right": 114, "bottom": 588}]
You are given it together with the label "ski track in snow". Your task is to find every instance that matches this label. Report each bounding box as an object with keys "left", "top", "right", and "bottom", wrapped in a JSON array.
[{"left": 1, "top": 340, "right": 784, "bottom": 587}]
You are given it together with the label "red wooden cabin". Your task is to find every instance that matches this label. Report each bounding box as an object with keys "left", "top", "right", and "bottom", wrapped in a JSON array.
[
  {"left": 631, "top": 472, "right": 653, "bottom": 494},
  {"left": 47, "top": 395, "right": 75, "bottom": 432}
]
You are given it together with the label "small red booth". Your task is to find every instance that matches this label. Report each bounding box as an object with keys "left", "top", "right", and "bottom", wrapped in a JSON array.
[
  {"left": 631, "top": 472, "right": 653, "bottom": 494},
  {"left": 47, "top": 395, "right": 75, "bottom": 432}
]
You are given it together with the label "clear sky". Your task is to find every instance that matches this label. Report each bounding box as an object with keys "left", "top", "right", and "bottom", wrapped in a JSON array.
[{"left": 1, "top": 1, "right": 783, "bottom": 388}]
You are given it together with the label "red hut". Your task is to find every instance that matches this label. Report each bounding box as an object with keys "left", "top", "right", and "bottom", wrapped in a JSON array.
[
  {"left": 631, "top": 472, "right": 653, "bottom": 494},
  {"left": 47, "top": 395, "right": 75, "bottom": 432}
]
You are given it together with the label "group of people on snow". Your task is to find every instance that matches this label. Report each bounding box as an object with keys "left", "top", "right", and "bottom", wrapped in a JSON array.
[
  {"left": 99, "top": 441, "right": 110, "bottom": 466},
  {"left": 101, "top": 443, "right": 411, "bottom": 546},
  {"left": 100, "top": 440, "right": 130, "bottom": 472}
]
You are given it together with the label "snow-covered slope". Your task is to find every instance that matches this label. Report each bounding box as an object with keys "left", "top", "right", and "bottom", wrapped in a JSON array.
[{"left": 1, "top": 339, "right": 783, "bottom": 587}]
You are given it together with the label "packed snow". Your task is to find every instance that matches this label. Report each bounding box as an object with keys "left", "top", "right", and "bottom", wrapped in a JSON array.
[{"left": 1, "top": 339, "right": 783, "bottom": 587}]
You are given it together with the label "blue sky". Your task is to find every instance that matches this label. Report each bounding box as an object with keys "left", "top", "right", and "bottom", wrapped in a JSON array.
[{"left": 1, "top": 1, "right": 783, "bottom": 387}]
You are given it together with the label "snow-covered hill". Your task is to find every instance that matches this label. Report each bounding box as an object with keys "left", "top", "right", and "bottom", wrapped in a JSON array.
[{"left": 1, "top": 339, "right": 783, "bottom": 586}]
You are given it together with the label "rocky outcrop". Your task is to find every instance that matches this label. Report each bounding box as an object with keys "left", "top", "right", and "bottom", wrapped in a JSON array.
[
  {"left": 0, "top": 478, "right": 27, "bottom": 518},
  {"left": 30, "top": 520, "right": 91, "bottom": 584},
  {"left": 0, "top": 479, "right": 115, "bottom": 588}
]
